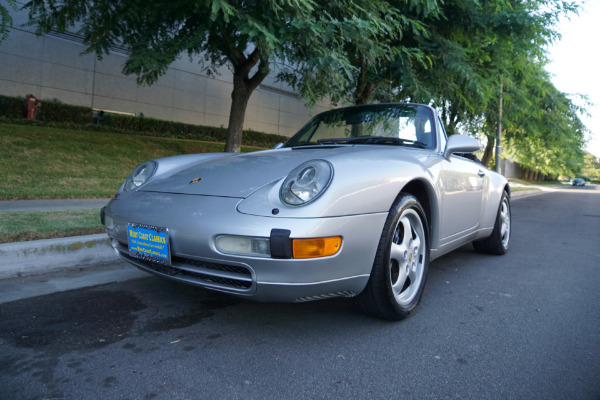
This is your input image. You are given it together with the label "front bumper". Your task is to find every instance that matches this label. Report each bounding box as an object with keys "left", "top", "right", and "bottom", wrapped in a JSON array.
[{"left": 104, "top": 191, "right": 387, "bottom": 302}]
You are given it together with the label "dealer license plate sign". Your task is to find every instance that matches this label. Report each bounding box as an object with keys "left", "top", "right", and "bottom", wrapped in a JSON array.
[{"left": 127, "top": 223, "right": 171, "bottom": 266}]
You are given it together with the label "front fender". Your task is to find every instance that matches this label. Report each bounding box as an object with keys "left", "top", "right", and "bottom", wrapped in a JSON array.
[{"left": 238, "top": 151, "right": 436, "bottom": 218}]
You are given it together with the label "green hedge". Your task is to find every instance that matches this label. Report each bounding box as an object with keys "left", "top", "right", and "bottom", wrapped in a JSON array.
[
  {"left": 0, "top": 95, "right": 24, "bottom": 118},
  {"left": 0, "top": 94, "right": 289, "bottom": 148},
  {"left": 0, "top": 95, "right": 97, "bottom": 123},
  {"left": 107, "top": 114, "right": 229, "bottom": 141},
  {"left": 37, "top": 100, "right": 92, "bottom": 124}
]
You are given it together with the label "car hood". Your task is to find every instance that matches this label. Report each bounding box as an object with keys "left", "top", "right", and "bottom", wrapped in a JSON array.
[{"left": 140, "top": 147, "right": 353, "bottom": 198}]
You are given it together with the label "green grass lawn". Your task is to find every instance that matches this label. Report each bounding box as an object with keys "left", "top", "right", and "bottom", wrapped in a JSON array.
[
  {"left": 510, "top": 186, "right": 542, "bottom": 193},
  {"left": 508, "top": 178, "right": 564, "bottom": 187},
  {"left": 0, "top": 123, "right": 260, "bottom": 200},
  {"left": 0, "top": 209, "right": 105, "bottom": 243},
  {"left": 0, "top": 122, "right": 264, "bottom": 242}
]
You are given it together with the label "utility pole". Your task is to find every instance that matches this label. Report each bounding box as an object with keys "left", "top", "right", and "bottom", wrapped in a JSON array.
[{"left": 495, "top": 80, "right": 503, "bottom": 174}]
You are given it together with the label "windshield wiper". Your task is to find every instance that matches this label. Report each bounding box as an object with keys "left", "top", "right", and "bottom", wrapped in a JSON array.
[{"left": 317, "top": 136, "right": 427, "bottom": 148}]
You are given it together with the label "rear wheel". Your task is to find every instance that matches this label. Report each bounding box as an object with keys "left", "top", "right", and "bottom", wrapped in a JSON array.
[
  {"left": 357, "top": 194, "right": 429, "bottom": 320},
  {"left": 473, "top": 191, "right": 511, "bottom": 255}
]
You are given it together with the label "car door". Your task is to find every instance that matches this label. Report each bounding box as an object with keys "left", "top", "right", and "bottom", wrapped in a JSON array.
[{"left": 437, "top": 154, "right": 485, "bottom": 242}]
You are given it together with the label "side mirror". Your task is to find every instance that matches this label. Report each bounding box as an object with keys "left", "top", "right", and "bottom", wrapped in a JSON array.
[
  {"left": 443, "top": 135, "right": 481, "bottom": 160},
  {"left": 273, "top": 142, "right": 284, "bottom": 149}
]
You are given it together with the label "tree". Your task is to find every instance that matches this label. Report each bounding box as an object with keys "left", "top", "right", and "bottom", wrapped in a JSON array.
[
  {"left": 502, "top": 74, "right": 587, "bottom": 178},
  {"left": 396, "top": 0, "right": 574, "bottom": 142},
  {"left": 24, "top": 0, "right": 358, "bottom": 152},
  {"left": 581, "top": 153, "right": 600, "bottom": 181},
  {"left": 293, "top": 0, "right": 587, "bottom": 179},
  {"left": 461, "top": 0, "right": 588, "bottom": 178},
  {"left": 280, "top": 0, "right": 440, "bottom": 107},
  {"left": 399, "top": 0, "right": 494, "bottom": 135},
  {"left": 0, "top": 0, "right": 17, "bottom": 43},
  {"left": 390, "top": 0, "right": 586, "bottom": 179}
]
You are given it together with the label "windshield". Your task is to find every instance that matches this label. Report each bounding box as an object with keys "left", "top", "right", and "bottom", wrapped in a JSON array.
[{"left": 285, "top": 104, "right": 436, "bottom": 149}]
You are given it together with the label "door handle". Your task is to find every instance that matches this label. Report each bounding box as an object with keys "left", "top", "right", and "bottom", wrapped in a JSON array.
[{"left": 478, "top": 170, "right": 486, "bottom": 178}]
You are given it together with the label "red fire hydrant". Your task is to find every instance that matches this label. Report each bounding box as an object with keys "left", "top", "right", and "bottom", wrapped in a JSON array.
[{"left": 24, "top": 94, "right": 41, "bottom": 120}]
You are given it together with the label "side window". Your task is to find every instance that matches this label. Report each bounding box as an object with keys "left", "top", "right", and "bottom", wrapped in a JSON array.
[
  {"left": 396, "top": 108, "right": 434, "bottom": 148},
  {"left": 436, "top": 116, "right": 447, "bottom": 151}
]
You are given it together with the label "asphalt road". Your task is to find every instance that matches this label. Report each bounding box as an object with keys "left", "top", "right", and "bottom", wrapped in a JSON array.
[{"left": 1, "top": 187, "right": 599, "bottom": 400}]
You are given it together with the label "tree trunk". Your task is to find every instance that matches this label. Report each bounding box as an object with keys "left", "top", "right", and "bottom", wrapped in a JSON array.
[
  {"left": 353, "top": 60, "right": 375, "bottom": 105},
  {"left": 481, "top": 137, "right": 495, "bottom": 168},
  {"left": 225, "top": 73, "right": 251, "bottom": 153},
  {"left": 354, "top": 82, "right": 375, "bottom": 105},
  {"left": 224, "top": 47, "right": 269, "bottom": 153},
  {"left": 445, "top": 106, "right": 460, "bottom": 137}
]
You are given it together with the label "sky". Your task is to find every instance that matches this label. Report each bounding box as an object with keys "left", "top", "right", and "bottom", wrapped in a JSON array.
[{"left": 546, "top": 0, "right": 600, "bottom": 159}]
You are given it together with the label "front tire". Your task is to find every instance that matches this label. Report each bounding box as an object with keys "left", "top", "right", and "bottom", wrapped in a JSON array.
[
  {"left": 357, "top": 194, "right": 429, "bottom": 320},
  {"left": 473, "top": 190, "right": 511, "bottom": 255}
]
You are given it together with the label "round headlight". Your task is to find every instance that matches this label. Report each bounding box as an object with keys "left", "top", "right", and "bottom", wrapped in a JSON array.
[
  {"left": 123, "top": 161, "right": 157, "bottom": 192},
  {"left": 280, "top": 160, "right": 333, "bottom": 206}
]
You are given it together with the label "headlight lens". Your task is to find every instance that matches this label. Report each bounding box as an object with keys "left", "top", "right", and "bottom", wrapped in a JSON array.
[
  {"left": 280, "top": 160, "right": 333, "bottom": 206},
  {"left": 123, "top": 161, "right": 157, "bottom": 192}
]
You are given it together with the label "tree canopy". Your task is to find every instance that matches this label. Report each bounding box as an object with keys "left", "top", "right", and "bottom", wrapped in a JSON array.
[
  {"left": 22, "top": 0, "right": 588, "bottom": 176},
  {"left": 285, "top": 0, "right": 586, "bottom": 178},
  {"left": 279, "top": 0, "right": 442, "bottom": 107},
  {"left": 0, "top": 0, "right": 17, "bottom": 43},
  {"left": 580, "top": 152, "right": 600, "bottom": 181},
  {"left": 24, "top": 0, "right": 391, "bottom": 152},
  {"left": 25, "top": 0, "right": 325, "bottom": 152}
]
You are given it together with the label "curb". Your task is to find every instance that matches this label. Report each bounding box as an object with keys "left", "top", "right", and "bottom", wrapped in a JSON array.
[{"left": 0, "top": 233, "right": 119, "bottom": 279}]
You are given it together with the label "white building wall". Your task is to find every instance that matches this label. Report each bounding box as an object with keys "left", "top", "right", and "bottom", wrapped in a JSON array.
[{"left": 0, "top": 5, "right": 330, "bottom": 137}]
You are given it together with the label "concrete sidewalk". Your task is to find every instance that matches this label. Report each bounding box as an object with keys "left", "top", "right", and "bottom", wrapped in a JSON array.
[{"left": 0, "top": 198, "right": 112, "bottom": 212}]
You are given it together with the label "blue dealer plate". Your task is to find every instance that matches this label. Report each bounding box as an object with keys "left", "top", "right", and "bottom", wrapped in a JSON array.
[{"left": 127, "top": 223, "right": 171, "bottom": 266}]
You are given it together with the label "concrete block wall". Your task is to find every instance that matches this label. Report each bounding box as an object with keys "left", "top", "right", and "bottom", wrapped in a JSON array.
[
  {"left": 0, "top": 5, "right": 330, "bottom": 137},
  {"left": 502, "top": 158, "right": 526, "bottom": 179}
]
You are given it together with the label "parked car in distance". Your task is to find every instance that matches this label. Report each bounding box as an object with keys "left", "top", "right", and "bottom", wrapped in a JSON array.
[
  {"left": 101, "top": 103, "right": 511, "bottom": 320},
  {"left": 572, "top": 178, "right": 586, "bottom": 186}
]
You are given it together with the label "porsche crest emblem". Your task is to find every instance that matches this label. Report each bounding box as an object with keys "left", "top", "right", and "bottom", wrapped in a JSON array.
[{"left": 189, "top": 177, "right": 203, "bottom": 184}]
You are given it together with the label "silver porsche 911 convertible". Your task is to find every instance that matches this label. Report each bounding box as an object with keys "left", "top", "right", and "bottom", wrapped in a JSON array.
[{"left": 101, "top": 103, "right": 511, "bottom": 320}]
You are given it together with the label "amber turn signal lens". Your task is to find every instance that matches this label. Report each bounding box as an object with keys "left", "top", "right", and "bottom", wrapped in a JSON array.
[{"left": 292, "top": 236, "right": 342, "bottom": 259}]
